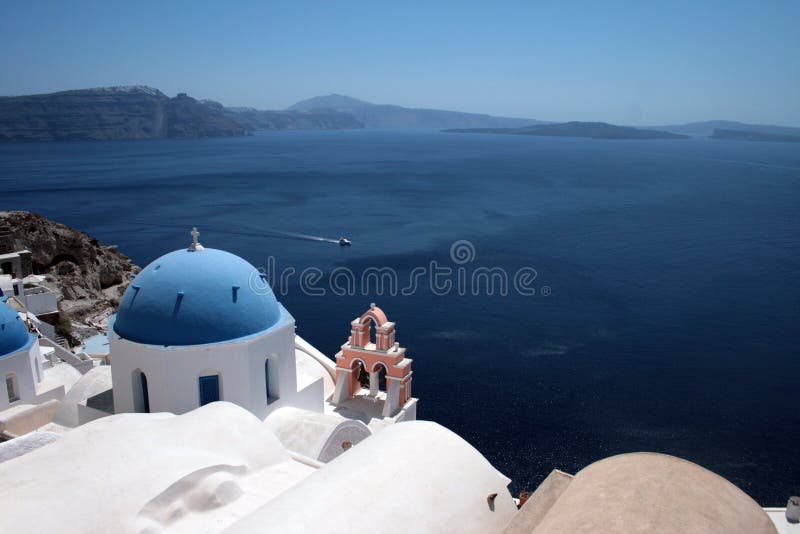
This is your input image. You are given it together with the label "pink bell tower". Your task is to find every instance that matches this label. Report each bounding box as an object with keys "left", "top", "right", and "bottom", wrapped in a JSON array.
[{"left": 331, "top": 304, "right": 416, "bottom": 419}]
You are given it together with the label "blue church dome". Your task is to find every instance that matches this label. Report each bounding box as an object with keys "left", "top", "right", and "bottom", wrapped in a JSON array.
[
  {"left": 0, "top": 301, "right": 32, "bottom": 358},
  {"left": 114, "top": 248, "right": 283, "bottom": 346}
]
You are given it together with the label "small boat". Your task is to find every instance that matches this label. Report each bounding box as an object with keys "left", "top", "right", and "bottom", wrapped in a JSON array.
[{"left": 338, "top": 237, "right": 352, "bottom": 246}]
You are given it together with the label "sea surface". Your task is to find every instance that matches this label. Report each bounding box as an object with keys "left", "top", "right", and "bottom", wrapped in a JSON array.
[{"left": 2, "top": 129, "right": 799, "bottom": 504}]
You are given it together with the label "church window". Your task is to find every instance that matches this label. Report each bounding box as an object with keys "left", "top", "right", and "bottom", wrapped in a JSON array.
[
  {"left": 6, "top": 373, "right": 19, "bottom": 403},
  {"left": 199, "top": 374, "right": 221, "bottom": 406},
  {"left": 132, "top": 369, "right": 150, "bottom": 413},
  {"left": 265, "top": 359, "right": 270, "bottom": 402}
]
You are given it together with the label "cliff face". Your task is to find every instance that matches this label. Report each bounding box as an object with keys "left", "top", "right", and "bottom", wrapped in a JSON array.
[
  {"left": 222, "top": 107, "right": 364, "bottom": 130},
  {"left": 288, "top": 93, "right": 542, "bottom": 129},
  {"left": 164, "top": 94, "right": 248, "bottom": 138},
  {"left": 0, "top": 86, "right": 543, "bottom": 140},
  {"left": 0, "top": 211, "right": 139, "bottom": 342},
  {"left": 0, "top": 86, "right": 245, "bottom": 141}
]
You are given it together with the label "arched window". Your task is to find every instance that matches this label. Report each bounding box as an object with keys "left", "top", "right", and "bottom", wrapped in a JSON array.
[
  {"left": 5, "top": 373, "right": 19, "bottom": 403},
  {"left": 373, "top": 363, "right": 388, "bottom": 390},
  {"left": 369, "top": 318, "right": 377, "bottom": 346},
  {"left": 264, "top": 359, "right": 270, "bottom": 402},
  {"left": 265, "top": 358, "right": 279, "bottom": 404},
  {"left": 199, "top": 373, "right": 221, "bottom": 406},
  {"left": 132, "top": 369, "right": 150, "bottom": 413},
  {"left": 141, "top": 373, "right": 150, "bottom": 413},
  {"left": 353, "top": 359, "right": 369, "bottom": 389}
]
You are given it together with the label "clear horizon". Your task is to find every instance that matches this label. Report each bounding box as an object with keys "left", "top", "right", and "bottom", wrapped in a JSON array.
[{"left": 1, "top": 1, "right": 798, "bottom": 126}]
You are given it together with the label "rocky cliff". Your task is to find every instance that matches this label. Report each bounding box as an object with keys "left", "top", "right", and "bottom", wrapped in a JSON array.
[
  {"left": 0, "top": 211, "right": 139, "bottom": 343},
  {"left": 288, "top": 93, "right": 542, "bottom": 128},
  {"left": 221, "top": 106, "right": 364, "bottom": 130},
  {"left": 0, "top": 86, "right": 245, "bottom": 141}
]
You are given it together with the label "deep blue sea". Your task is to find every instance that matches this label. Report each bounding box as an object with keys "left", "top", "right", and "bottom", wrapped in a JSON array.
[{"left": 2, "top": 129, "right": 799, "bottom": 504}]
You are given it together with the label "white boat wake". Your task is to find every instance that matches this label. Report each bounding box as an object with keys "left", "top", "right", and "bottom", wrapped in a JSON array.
[{"left": 125, "top": 221, "right": 343, "bottom": 245}]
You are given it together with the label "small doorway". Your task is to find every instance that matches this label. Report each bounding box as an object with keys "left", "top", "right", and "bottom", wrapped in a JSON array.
[{"left": 199, "top": 375, "right": 220, "bottom": 406}]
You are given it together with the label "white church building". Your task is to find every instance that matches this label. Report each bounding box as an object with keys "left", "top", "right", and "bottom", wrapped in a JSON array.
[
  {"left": 110, "top": 231, "right": 323, "bottom": 419},
  {"left": 0, "top": 301, "right": 44, "bottom": 411},
  {"left": 0, "top": 299, "right": 80, "bottom": 416}
]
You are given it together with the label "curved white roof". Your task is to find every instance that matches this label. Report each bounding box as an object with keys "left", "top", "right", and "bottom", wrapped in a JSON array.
[
  {"left": 52, "top": 366, "right": 113, "bottom": 427},
  {"left": 0, "top": 430, "right": 59, "bottom": 464},
  {"left": 0, "top": 407, "right": 518, "bottom": 534},
  {"left": 0, "top": 402, "right": 313, "bottom": 534},
  {"left": 226, "top": 420, "right": 518, "bottom": 534},
  {"left": 264, "top": 407, "right": 371, "bottom": 462}
]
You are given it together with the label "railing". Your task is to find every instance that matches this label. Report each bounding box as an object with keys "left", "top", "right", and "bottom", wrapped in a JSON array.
[
  {"left": 295, "top": 335, "right": 337, "bottom": 382},
  {"left": 288, "top": 451, "right": 323, "bottom": 469},
  {"left": 4, "top": 295, "right": 94, "bottom": 374},
  {"left": 38, "top": 335, "right": 94, "bottom": 375}
]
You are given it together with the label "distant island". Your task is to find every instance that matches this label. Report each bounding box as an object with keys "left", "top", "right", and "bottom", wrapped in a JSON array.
[
  {"left": 710, "top": 128, "right": 800, "bottom": 143},
  {"left": 287, "top": 93, "right": 542, "bottom": 129},
  {"left": 2, "top": 86, "right": 799, "bottom": 143},
  {"left": 444, "top": 122, "right": 688, "bottom": 140},
  {"left": 647, "top": 120, "right": 800, "bottom": 138}
]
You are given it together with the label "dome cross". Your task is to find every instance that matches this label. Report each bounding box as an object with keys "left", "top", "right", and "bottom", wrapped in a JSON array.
[{"left": 188, "top": 227, "right": 204, "bottom": 251}]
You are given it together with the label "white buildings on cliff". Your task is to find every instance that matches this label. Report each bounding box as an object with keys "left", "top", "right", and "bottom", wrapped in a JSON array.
[
  {"left": 0, "top": 228, "right": 795, "bottom": 533},
  {"left": 0, "top": 234, "right": 87, "bottom": 415}
]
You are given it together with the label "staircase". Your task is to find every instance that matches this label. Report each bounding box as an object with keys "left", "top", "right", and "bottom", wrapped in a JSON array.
[
  {"left": 53, "top": 334, "right": 69, "bottom": 349},
  {"left": 4, "top": 295, "right": 95, "bottom": 374},
  {"left": 38, "top": 335, "right": 94, "bottom": 375}
]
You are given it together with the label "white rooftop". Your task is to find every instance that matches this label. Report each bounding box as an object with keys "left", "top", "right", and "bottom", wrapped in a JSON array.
[{"left": 765, "top": 509, "right": 800, "bottom": 534}]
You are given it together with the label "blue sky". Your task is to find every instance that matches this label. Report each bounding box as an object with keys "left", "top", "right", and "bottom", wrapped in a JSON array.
[{"left": 1, "top": 1, "right": 798, "bottom": 125}]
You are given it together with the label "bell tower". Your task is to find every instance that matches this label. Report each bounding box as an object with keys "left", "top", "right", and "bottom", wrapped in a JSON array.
[{"left": 331, "top": 304, "right": 415, "bottom": 419}]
